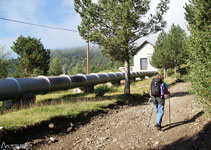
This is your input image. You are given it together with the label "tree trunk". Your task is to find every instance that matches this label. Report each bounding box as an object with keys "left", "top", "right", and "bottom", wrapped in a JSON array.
[
  {"left": 124, "top": 59, "right": 130, "bottom": 96},
  {"left": 178, "top": 65, "right": 181, "bottom": 75},
  {"left": 164, "top": 68, "right": 167, "bottom": 78},
  {"left": 166, "top": 69, "right": 168, "bottom": 78},
  {"left": 86, "top": 40, "right": 89, "bottom": 74}
]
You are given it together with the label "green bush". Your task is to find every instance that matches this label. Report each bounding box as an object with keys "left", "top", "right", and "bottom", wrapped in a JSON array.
[
  {"left": 172, "top": 72, "right": 181, "bottom": 79},
  {"left": 185, "top": 0, "right": 211, "bottom": 109},
  {"left": 166, "top": 69, "right": 174, "bottom": 76},
  {"left": 94, "top": 85, "right": 114, "bottom": 97}
]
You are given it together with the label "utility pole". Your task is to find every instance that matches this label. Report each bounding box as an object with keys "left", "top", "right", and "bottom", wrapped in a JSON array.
[
  {"left": 85, "top": 39, "right": 94, "bottom": 93},
  {"left": 86, "top": 40, "right": 89, "bottom": 74}
]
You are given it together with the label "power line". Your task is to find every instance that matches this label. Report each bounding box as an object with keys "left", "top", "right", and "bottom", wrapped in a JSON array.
[
  {"left": 0, "top": 4, "right": 75, "bottom": 31},
  {"left": 0, "top": 3, "right": 73, "bottom": 24},
  {"left": 0, "top": 17, "right": 79, "bottom": 32}
]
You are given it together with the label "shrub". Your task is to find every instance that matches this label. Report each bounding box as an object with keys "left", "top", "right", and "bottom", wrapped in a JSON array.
[
  {"left": 94, "top": 85, "right": 114, "bottom": 97},
  {"left": 185, "top": 0, "right": 211, "bottom": 110}
]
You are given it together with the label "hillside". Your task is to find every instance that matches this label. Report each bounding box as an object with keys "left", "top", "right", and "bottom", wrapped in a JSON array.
[{"left": 51, "top": 47, "right": 123, "bottom": 75}]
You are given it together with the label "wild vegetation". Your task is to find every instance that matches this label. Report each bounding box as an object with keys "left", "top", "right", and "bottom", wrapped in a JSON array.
[
  {"left": 50, "top": 47, "right": 122, "bottom": 75},
  {"left": 185, "top": 0, "right": 211, "bottom": 112}
]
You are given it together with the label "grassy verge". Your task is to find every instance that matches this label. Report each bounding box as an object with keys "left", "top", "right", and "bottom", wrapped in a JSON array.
[
  {"left": 36, "top": 89, "right": 74, "bottom": 103},
  {"left": 0, "top": 100, "right": 115, "bottom": 130},
  {"left": 0, "top": 76, "right": 176, "bottom": 130}
]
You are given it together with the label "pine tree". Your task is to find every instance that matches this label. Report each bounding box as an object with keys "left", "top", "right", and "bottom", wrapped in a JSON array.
[
  {"left": 185, "top": 0, "right": 211, "bottom": 107},
  {"left": 151, "top": 24, "right": 187, "bottom": 77},
  {"left": 49, "top": 57, "right": 63, "bottom": 75},
  {"left": 0, "top": 46, "right": 10, "bottom": 78},
  {"left": 11, "top": 35, "right": 50, "bottom": 77},
  {"left": 167, "top": 24, "right": 188, "bottom": 73},
  {"left": 74, "top": 0, "right": 169, "bottom": 95}
]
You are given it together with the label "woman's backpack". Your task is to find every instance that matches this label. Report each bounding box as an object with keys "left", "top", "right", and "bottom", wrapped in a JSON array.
[{"left": 150, "top": 78, "right": 163, "bottom": 97}]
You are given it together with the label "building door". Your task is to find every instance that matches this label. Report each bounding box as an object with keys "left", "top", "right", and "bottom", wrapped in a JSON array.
[{"left": 140, "top": 58, "right": 147, "bottom": 70}]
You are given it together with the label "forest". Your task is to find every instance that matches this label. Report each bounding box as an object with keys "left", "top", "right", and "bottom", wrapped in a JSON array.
[
  {"left": 50, "top": 46, "right": 123, "bottom": 75},
  {"left": 0, "top": 45, "right": 123, "bottom": 78}
]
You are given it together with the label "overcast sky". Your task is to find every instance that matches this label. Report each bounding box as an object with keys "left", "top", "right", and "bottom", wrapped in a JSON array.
[{"left": 0, "top": 0, "right": 189, "bottom": 54}]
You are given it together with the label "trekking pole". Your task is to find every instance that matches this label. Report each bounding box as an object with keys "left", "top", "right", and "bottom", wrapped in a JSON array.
[
  {"left": 169, "top": 97, "right": 171, "bottom": 126},
  {"left": 147, "top": 103, "right": 154, "bottom": 127}
]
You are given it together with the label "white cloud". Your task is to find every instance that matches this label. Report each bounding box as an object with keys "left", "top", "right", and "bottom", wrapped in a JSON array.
[
  {"left": 165, "top": 0, "right": 189, "bottom": 31},
  {"left": 31, "top": 27, "right": 85, "bottom": 50}
]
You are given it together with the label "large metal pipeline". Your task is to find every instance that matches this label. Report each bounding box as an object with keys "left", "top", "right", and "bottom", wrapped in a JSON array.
[{"left": 0, "top": 71, "right": 157, "bottom": 101}]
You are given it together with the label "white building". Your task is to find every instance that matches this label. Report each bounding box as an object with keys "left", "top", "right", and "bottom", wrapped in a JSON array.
[{"left": 133, "top": 40, "right": 157, "bottom": 71}]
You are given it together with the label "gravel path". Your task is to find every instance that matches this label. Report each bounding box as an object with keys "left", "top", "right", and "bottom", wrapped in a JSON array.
[{"left": 37, "top": 82, "right": 211, "bottom": 150}]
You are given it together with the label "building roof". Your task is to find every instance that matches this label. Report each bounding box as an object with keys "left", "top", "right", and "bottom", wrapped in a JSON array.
[{"left": 134, "top": 40, "right": 155, "bottom": 55}]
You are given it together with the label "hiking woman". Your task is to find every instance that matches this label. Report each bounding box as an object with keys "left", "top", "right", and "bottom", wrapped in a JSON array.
[{"left": 150, "top": 74, "right": 170, "bottom": 130}]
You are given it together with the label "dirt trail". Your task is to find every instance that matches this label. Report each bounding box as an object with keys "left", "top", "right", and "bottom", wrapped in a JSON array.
[{"left": 38, "top": 82, "right": 211, "bottom": 150}]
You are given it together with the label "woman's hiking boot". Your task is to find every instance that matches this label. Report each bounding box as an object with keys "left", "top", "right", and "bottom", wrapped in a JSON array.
[{"left": 155, "top": 124, "right": 162, "bottom": 131}]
